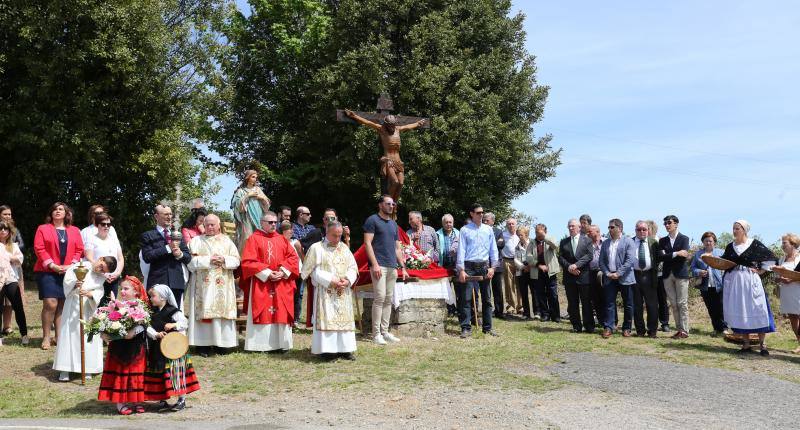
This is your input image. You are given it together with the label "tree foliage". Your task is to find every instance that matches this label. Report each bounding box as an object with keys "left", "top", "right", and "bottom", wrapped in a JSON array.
[
  {"left": 0, "top": 0, "right": 226, "bottom": 266},
  {"left": 213, "top": 0, "right": 560, "bottom": 230}
]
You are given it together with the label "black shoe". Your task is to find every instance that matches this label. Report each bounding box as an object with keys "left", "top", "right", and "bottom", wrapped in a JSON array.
[
  {"left": 460, "top": 329, "right": 472, "bottom": 339},
  {"left": 340, "top": 352, "right": 356, "bottom": 361},
  {"left": 760, "top": 348, "right": 769, "bottom": 357},
  {"left": 483, "top": 330, "right": 499, "bottom": 337},
  {"left": 157, "top": 401, "right": 173, "bottom": 413},
  {"left": 660, "top": 324, "right": 670, "bottom": 332},
  {"left": 170, "top": 398, "right": 186, "bottom": 412},
  {"left": 571, "top": 328, "right": 582, "bottom": 333}
]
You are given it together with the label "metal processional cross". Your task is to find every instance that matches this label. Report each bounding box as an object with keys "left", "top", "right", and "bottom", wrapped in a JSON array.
[{"left": 161, "top": 184, "right": 191, "bottom": 232}]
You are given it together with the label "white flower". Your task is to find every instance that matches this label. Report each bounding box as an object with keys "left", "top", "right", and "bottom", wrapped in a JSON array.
[{"left": 110, "top": 321, "right": 122, "bottom": 331}]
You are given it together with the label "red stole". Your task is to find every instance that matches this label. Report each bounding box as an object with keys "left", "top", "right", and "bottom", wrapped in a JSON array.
[{"left": 239, "top": 230, "right": 299, "bottom": 324}]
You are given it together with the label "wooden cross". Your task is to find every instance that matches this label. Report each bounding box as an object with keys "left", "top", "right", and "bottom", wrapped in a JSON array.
[
  {"left": 335, "top": 93, "right": 431, "bottom": 128},
  {"left": 160, "top": 184, "right": 191, "bottom": 232}
]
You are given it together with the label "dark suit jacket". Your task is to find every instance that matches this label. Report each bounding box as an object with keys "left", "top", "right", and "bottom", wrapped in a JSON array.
[
  {"left": 633, "top": 237, "right": 660, "bottom": 288},
  {"left": 140, "top": 227, "right": 192, "bottom": 289},
  {"left": 658, "top": 233, "right": 690, "bottom": 279},
  {"left": 558, "top": 234, "right": 593, "bottom": 285}
]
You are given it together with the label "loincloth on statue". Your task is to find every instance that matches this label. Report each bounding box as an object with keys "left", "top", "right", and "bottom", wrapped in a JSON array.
[{"left": 380, "top": 156, "right": 405, "bottom": 176}]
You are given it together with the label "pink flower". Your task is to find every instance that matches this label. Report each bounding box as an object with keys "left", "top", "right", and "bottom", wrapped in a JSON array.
[{"left": 108, "top": 311, "right": 122, "bottom": 321}]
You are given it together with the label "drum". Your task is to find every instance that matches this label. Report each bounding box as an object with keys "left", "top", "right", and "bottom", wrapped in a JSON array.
[
  {"left": 700, "top": 254, "right": 736, "bottom": 270},
  {"left": 160, "top": 331, "right": 189, "bottom": 360},
  {"left": 773, "top": 266, "right": 800, "bottom": 282}
]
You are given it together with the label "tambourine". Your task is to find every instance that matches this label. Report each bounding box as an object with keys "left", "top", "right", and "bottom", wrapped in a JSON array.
[
  {"left": 773, "top": 266, "right": 800, "bottom": 282},
  {"left": 160, "top": 331, "right": 189, "bottom": 360},
  {"left": 700, "top": 254, "right": 736, "bottom": 270}
]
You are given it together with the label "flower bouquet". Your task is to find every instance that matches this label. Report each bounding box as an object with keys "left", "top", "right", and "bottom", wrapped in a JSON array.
[
  {"left": 400, "top": 244, "right": 432, "bottom": 270},
  {"left": 84, "top": 299, "right": 151, "bottom": 342}
]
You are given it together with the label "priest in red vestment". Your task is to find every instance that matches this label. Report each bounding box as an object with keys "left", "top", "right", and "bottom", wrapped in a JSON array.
[{"left": 240, "top": 211, "right": 299, "bottom": 352}]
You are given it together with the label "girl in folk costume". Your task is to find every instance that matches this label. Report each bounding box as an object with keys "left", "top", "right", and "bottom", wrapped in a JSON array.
[
  {"left": 144, "top": 284, "right": 200, "bottom": 412},
  {"left": 97, "top": 276, "right": 150, "bottom": 415}
]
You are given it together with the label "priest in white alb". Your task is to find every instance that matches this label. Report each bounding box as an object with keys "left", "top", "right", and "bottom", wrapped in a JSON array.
[
  {"left": 300, "top": 221, "right": 358, "bottom": 360},
  {"left": 53, "top": 257, "right": 116, "bottom": 381},
  {"left": 186, "top": 214, "right": 240, "bottom": 354},
  {"left": 240, "top": 211, "right": 299, "bottom": 352}
]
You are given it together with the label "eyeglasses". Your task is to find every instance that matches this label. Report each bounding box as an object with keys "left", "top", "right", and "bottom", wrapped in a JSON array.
[
  {"left": 301, "top": 212, "right": 311, "bottom": 216},
  {"left": 608, "top": 226, "right": 616, "bottom": 230},
  {"left": 265, "top": 220, "right": 278, "bottom": 225},
  {"left": 0, "top": 227, "right": 9, "bottom": 231},
  {"left": 663, "top": 221, "right": 674, "bottom": 226},
  {"left": 99, "top": 222, "right": 112, "bottom": 227},
  {"left": 635, "top": 228, "right": 648, "bottom": 231},
  {"left": 383, "top": 202, "right": 396, "bottom": 207}
]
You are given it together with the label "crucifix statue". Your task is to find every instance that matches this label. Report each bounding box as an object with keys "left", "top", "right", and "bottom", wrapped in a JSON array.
[
  {"left": 336, "top": 94, "right": 430, "bottom": 209},
  {"left": 161, "top": 184, "right": 191, "bottom": 239}
]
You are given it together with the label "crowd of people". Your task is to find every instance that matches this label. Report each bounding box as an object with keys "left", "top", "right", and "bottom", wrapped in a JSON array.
[{"left": 1, "top": 170, "right": 800, "bottom": 413}]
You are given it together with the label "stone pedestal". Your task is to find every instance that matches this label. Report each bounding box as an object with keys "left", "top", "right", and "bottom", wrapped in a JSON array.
[{"left": 361, "top": 298, "right": 447, "bottom": 338}]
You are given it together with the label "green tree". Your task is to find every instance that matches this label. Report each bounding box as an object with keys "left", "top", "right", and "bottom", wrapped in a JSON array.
[
  {"left": 0, "top": 0, "right": 226, "bottom": 269},
  {"left": 213, "top": 0, "right": 559, "bottom": 235}
]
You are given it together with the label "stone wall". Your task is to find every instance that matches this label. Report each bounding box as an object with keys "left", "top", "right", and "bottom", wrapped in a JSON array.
[{"left": 361, "top": 298, "right": 447, "bottom": 338}]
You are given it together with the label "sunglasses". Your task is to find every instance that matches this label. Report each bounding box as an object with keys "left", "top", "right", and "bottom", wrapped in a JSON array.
[
  {"left": 608, "top": 226, "right": 616, "bottom": 230},
  {"left": 663, "top": 221, "right": 674, "bottom": 225},
  {"left": 99, "top": 222, "right": 112, "bottom": 227},
  {"left": 301, "top": 212, "right": 311, "bottom": 216},
  {"left": 0, "top": 227, "right": 9, "bottom": 231},
  {"left": 635, "top": 228, "right": 648, "bottom": 231},
  {"left": 265, "top": 220, "right": 278, "bottom": 225}
]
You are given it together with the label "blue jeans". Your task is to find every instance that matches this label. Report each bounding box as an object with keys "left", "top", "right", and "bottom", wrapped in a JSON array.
[
  {"left": 294, "top": 278, "right": 305, "bottom": 323},
  {"left": 603, "top": 279, "right": 633, "bottom": 331},
  {"left": 534, "top": 273, "right": 559, "bottom": 321},
  {"left": 457, "top": 261, "right": 493, "bottom": 332}
]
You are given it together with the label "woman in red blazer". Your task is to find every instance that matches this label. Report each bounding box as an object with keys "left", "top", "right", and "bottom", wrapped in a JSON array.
[{"left": 33, "top": 202, "right": 84, "bottom": 350}]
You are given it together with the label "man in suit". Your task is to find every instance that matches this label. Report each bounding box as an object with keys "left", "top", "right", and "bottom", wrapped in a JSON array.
[
  {"left": 632, "top": 221, "right": 661, "bottom": 337},
  {"left": 599, "top": 218, "right": 636, "bottom": 338},
  {"left": 140, "top": 204, "right": 192, "bottom": 307},
  {"left": 658, "top": 214, "right": 691, "bottom": 339},
  {"left": 558, "top": 219, "right": 594, "bottom": 333},
  {"left": 526, "top": 224, "right": 561, "bottom": 322}
]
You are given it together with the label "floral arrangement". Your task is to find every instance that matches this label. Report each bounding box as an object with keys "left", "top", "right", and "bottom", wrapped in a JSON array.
[
  {"left": 400, "top": 244, "right": 432, "bottom": 270},
  {"left": 84, "top": 299, "right": 151, "bottom": 341}
]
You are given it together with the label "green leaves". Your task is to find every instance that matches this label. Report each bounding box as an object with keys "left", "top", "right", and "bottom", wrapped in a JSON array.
[{"left": 213, "top": 0, "right": 559, "bottom": 233}]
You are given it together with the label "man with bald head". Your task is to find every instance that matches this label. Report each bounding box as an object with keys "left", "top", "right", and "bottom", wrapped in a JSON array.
[
  {"left": 186, "top": 214, "right": 241, "bottom": 354},
  {"left": 140, "top": 204, "right": 192, "bottom": 306}
]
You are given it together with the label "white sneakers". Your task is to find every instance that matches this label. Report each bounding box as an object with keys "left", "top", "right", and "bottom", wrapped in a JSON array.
[
  {"left": 374, "top": 332, "right": 400, "bottom": 345},
  {"left": 59, "top": 372, "right": 70, "bottom": 382},
  {"left": 382, "top": 332, "right": 400, "bottom": 343}
]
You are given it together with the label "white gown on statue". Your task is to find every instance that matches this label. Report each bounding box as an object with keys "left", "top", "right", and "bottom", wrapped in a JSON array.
[{"left": 53, "top": 265, "right": 105, "bottom": 374}]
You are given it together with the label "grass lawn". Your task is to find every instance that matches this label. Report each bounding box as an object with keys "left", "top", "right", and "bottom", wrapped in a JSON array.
[{"left": 1, "top": 286, "right": 799, "bottom": 418}]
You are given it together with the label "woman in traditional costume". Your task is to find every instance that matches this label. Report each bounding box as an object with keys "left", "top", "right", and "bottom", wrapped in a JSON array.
[
  {"left": 720, "top": 220, "right": 776, "bottom": 356},
  {"left": 144, "top": 284, "right": 200, "bottom": 412},
  {"left": 690, "top": 232, "right": 727, "bottom": 336},
  {"left": 97, "top": 276, "right": 150, "bottom": 415},
  {"left": 230, "top": 169, "right": 270, "bottom": 252},
  {"left": 772, "top": 233, "right": 800, "bottom": 354}
]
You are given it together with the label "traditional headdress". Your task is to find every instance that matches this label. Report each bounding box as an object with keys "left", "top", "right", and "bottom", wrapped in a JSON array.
[
  {"left": 123, "top": 275, "right": 150, "bottom": 307},
  {"left": 734, "top": 219, "right": 751, "bottom": 234},
  {"left": 151, "top": 284, "right": 178, "bottom": 309}
]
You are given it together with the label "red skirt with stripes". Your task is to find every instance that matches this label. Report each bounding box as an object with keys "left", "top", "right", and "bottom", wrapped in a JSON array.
[
  {"left": 97, "top": 346, "right": 146, "bottom": 403},
  {"left": 143, "top": 356, "right": 200, "bottom": 401}
]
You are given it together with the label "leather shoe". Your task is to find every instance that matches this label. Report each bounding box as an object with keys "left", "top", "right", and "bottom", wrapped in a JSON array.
[
  {"left": 459, "top": 329, "right": 472, "bottom": 339},
  {"left": 483, "top": 330, "right": 499, "bottom": 337},
  {"left": 601, "top": 328, "right": 612, "bottom": 339},
  {"left": 622, "top": 330, "right": 631, "bottom": 337},
  {"left": 648, "top": 332, "right": 658, "bottom": 338}
]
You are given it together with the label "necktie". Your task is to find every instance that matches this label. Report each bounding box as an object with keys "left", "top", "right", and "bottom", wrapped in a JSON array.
[
  {"left": 163, "top": 228, "right": 170, "bottom": 243},
  {"left": 638, "top": 239, "right": 646, "bottom": 269},
  {"left": 572, "top": 236, "right": 578, "bottom": 255}
]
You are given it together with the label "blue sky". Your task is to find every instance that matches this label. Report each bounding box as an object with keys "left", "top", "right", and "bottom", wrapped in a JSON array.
[{"left": 212, "top": 1, "right": 799, "bottom": 244}]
